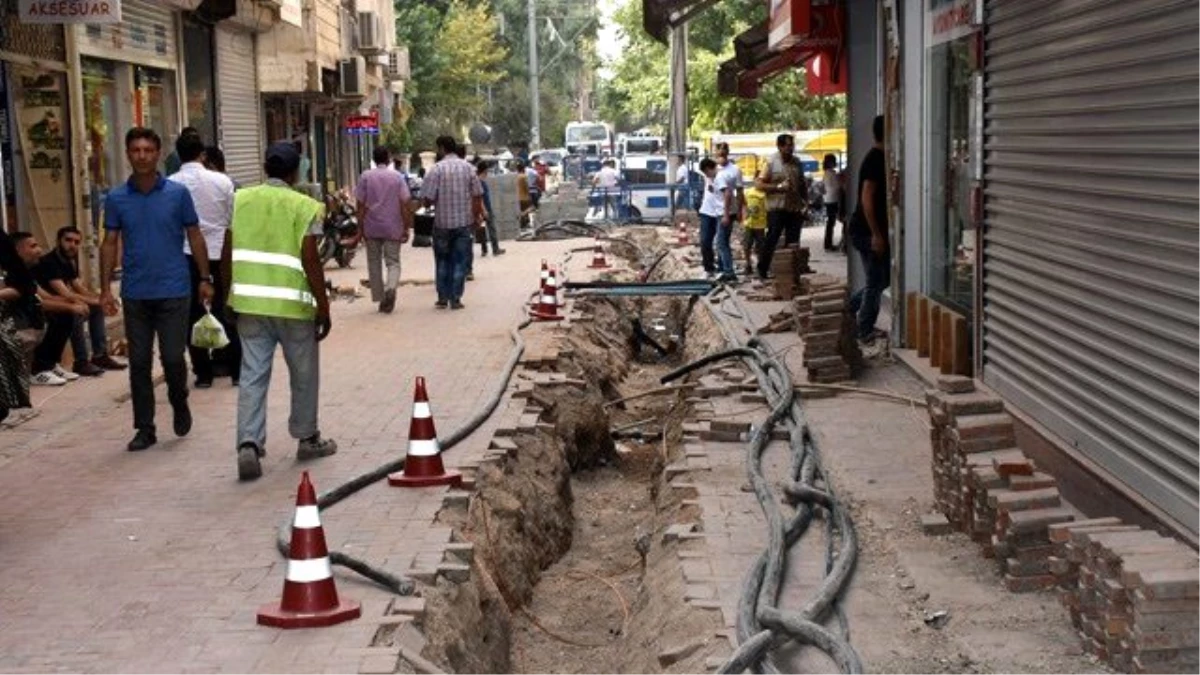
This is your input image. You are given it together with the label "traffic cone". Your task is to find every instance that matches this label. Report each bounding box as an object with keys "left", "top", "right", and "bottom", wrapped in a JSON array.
[
  {"left": 530, "top": 267, "right": 564, "bottom": 321},
  {"left": 676, "top": 221, "right": 689, "bottom": 246},
  {"left": 388, "top": 377, "right": 463, "bottom": 488},
  {"left": 588, "top": 240, "right": 611, "bottom": 269},
  {"left": 257, "top": 472, "right": 361, "bottom": 629},
  {"left": 539, "top": 258, "right": 550, "bottom": 288}
]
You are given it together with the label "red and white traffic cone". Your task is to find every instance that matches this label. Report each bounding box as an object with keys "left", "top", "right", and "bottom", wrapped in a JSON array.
[
  {"left": 588, "top": 240, "right": 611, "bottom": 269},
  {"left": 388, "top": 377, "right": 463, "bottom": 488},
  {"left": 676, "top": 221, "right": 689, "bottom": 247},
  {"left": 539, "top": 258, "right": 550, "bottom": 289},
  {"left": 530, "top": 267, "right": 565, "bottom": 321},
  {"left": 257, "top": 472, "right": 361, "bottom": 629}
]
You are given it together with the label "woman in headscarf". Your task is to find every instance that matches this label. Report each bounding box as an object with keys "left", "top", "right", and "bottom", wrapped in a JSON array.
[{"left": 0, "top": 229, "right": 39, "bottom": 422}]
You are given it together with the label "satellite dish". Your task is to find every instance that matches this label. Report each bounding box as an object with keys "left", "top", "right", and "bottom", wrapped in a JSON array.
[{"left": 468, "top": 124, "right": 492, "bottom": 145}]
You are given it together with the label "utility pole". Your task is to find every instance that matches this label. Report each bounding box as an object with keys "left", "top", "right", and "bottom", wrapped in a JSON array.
[
  {"left": 528, "top": 0, "right": 540, "bottom": 151},
  {"left": 667, "top": 23, "right": 688, "bottom": 196}
]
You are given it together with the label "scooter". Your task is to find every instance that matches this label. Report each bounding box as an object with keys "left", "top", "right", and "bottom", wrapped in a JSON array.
[{"left": 320, "top": 189, "right": 359, "bottom": 268}]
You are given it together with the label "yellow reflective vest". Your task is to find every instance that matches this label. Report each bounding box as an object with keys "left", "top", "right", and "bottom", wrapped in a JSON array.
[{"left": 229, "top": 183, "right": 324, "bottom": 320}]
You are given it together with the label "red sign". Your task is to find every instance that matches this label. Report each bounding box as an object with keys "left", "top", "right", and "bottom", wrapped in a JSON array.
[
  {"left": 769, "top": 0, "right": 844, "bottom": 53},
  {"left": 806, "top": 51, "right": 847, "bottom": 96},
  {"left": 344, "top": 111, "right": 379, "bottom": 134}
]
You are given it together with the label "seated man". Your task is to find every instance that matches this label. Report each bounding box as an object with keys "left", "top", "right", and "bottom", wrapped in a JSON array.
[
  {"left": 8, "top": 233, "right": 88, "bottom": 386},
  {"left": 35, "top": 226, "right": 126, "bottom": 377}
]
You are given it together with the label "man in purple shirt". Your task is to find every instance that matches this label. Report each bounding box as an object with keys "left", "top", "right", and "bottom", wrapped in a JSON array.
[{"left": 355, "top": 146, "right": 412, "bottom": 313}]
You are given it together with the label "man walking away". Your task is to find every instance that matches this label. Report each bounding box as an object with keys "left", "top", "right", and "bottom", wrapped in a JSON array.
[
  {"left": 754, "top": 134, "right": 808, "bottom": 280},
  {"left": 35, "top": 226, "right": 126, "bottom": 377},
  {"left": 224, "top": 142, "right": 336, "bottom": 481},
  {"left": 696, "top": 158, "right": 722, "bottom": 278},
  {"left": 422, "top": 135, "right": 483, "bottom": 310},
  {"left": 169, "top": 132, "right": 240, "bottom": 388},
  {"left": 355, "top": 146, "right": 411, "bottom": 314},
  {"left": 822, "top": 153, "right": 842, "bottom": 251},
  {"left": 476, "top": 160, "right": 505, "bottom": 257},
  {"left": 525, "top": 161, "right": 542, "bottom": 209},
  {"left": 100, "top": 127, "right": 213, "bottom": 452},
  {"left": 847, "top": 116, "right": 891, "bottom": 348}
]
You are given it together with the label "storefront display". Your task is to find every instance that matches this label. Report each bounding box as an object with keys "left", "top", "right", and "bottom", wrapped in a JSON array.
[
  {"left": 182, "top": 18, "right": 217, "bottom": 143},
  {"left": 82, "top": 58, "right": 121, "bottom": 195},
  {"left": 1, "top": 62, "right": 72, "bottom": 243}
]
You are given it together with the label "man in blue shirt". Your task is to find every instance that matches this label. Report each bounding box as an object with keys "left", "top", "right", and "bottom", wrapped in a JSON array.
[{"left": 99, "top": 127, "right": 213, "bottom": 452}]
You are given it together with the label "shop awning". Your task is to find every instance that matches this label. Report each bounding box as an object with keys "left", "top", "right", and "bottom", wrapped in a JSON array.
[
  {"left": 719, "top": 1, "right": 847, "bottom": 100},
  {"left": 719, "top": 39, "right": 812, "bottom": 99},
  {"left": 643, "top": 0, "right": 723, "bottom": 44}
]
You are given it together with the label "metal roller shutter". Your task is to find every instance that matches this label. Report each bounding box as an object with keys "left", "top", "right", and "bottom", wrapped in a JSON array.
[
  {"left": 216, "top": 28, "right": 262, "bottom": 187},
  {"left": 982, "top": 0, "right": 1199, "bottom": 533},
  {"left": 78, "top": 0, "right": 178, "bottom": 68}
]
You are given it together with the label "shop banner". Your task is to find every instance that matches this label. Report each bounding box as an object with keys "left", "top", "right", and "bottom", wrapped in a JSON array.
[
  {"left": 280, "top": 0, "right": 303, "bottom": 28},
  {"left": 926, "top": 0, "right": 973, "bottom": 48},
  {"left": 5, "top": 64, "right": 73, "bottom": 244},
  {"left": 17, "top": 0, "right": 122, "bottom": 24}
]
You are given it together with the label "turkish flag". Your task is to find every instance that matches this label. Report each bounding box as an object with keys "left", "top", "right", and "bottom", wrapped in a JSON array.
[{"left": 807, "top": 50, "right": 847, "bottom": 96}]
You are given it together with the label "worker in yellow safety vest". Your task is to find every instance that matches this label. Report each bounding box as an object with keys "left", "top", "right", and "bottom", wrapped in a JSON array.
[{"left": 221, "top": 141, "right": 337, "bottom": 481}]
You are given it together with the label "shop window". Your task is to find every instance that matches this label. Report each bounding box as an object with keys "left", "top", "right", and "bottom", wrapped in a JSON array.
[
  {"left": 82, "top": 58, "right": 121, "bottom": 193},
  {"left": 135, "top": 66, "right": 178, "bottom": 167},
  {"left": 181, "top": 19, "right": 216, "bottom": 143},
  {"left": 925, "top": 35, "right": 974, "bottom": 317}
]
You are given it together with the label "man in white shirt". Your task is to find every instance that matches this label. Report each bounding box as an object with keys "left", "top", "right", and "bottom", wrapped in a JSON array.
[
  {"left": 169, "top": 132, "right": 238, "bottom": 388},
  {"left": 697, "top": 157, "right": 725, "bottom": 278},
  {"left": 593, "top": 159, "right": 621, "bottom": 219}
]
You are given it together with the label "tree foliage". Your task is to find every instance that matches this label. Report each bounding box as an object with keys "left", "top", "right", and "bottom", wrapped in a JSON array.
[{"left": 598, "top": 0, "right": 847, "bottom": 137}]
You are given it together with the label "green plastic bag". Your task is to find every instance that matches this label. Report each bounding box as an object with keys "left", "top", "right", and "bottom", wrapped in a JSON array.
[{"left": 191, "top": 311, "right": 230, "bottom": 350}]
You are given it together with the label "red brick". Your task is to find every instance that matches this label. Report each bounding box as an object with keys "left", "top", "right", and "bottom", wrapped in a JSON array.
[
  {"left": 1048, "top": 517, "right": 1125, "bottom": 543},
  {"left": 1004, "top": 573, "right": 1057, "bottom": 593},
  {"left": 1008, "top": 471, "right": 1057, "bottom": 491},
  {"left": 989, "top": 487, "right": 1061, "bottom": 512},
  {"left": 1119, "top": 553, "right": 1198, "bottom": 588},
  {"left": 936, "top": 375, "right": 975, "bottom": 394},
  {"left": 1001, "top": 506, "right": 1075, "bottom": 535},
  {"left": 950, "top": 413, "right": 1015, "bottom": 440},
  {"left": 1135, "top": 568, "right": 1200, "bottom": 600}
]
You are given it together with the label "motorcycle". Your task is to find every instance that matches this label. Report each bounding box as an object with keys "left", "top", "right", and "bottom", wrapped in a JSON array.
[{"left": 319, "top": 189, "right": 359, "bottom": 268}]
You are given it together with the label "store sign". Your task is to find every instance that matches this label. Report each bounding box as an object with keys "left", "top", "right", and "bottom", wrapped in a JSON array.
[
  {"left": 17, "top": 0, "right": 121, "bottom": 23},
  {"left": 280, "top": 0, "right": 303, "bottom": 28},
  {"left": 926, "top": 0, "right": 974, "bottom": 47},
  {"left": 769, "top": 0, "right": 842, "bottom": 53},
  {"left": 344, "top": 111, "right": 379, "bottom": 135}
]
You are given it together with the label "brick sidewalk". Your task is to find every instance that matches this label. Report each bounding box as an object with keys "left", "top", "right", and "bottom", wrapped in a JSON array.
[{"left": 0, "top": 238, "right": 586, "bottom": 673}]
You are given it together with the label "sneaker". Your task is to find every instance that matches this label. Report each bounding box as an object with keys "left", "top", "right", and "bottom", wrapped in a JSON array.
[
  {"left": 450, "top": 300, "right": 465, "bottom": 310},
  {"left": 435, "top": 299, "right": 448, "bottom": 309},
  {"left": 51, "top": 364, "right": 79, "bottom": 381},
  {"left": 297, "top": 434, "right": 338, "bottom": 461},
  {"left": 173, "top": 404, "right": 193, "bottom": 437},
  {"left": 481, "top": 248, "right": 488, "bottom": 257},
  {"left": 194, "top": 378, "right": 213, "bottom": 389},
  {"left": 32, "top": 370, "right": 67, "bottom": 386},
  {"left": 494, "top": 249, "right": 506, "bottom": 256},
  {"left": 466, "top": 273, "right": 475, "bottom": 281},
  {"left": 92, "top": 354, "right": 127, "bottom": 370},
  {"left": 127, "top": 429, "right": 157, "bottom": 452},
  {"left": 237, "top": 443, "right": 264, "bottom": 481},
  {"left": 73, "top": 361, "right": 104, "bottom": 377}
]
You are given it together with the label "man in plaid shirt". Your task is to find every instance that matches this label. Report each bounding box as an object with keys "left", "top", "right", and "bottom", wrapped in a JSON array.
[{"left": 421, "top": 135, "right": 484, "bottom": 310}]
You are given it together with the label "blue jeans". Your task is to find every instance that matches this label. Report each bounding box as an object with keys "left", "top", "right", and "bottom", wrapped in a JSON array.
[
  {"left": 433, "top": 227, "right": 473, "bottom": 302},
  {"left": 237, "top": 314, "right": 319, "bottom": 450},
  {"left": 715, "top": 221, "right": 736, "bottom": 277},
  {"left": 698, "top": 214, "right": 718, "bottom": 273},
  {"left": 70, "top": 303, "right": 108, "bottom": 361},
  {"left": 847, "top": 231, "right": 891, "bottom": 339}
]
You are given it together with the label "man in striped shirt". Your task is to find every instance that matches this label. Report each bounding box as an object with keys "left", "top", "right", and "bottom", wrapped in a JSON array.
[{"left": 421, "top": 135, "right": 484, "bottom": 310}]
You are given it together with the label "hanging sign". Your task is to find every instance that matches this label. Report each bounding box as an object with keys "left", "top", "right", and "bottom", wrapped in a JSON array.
[
  {"left": 926, "top": 0, "right": 974, "bottom": 47},
  {"left": 344, "top": 111, "right": 379, "bottom": 135},
  {"left": 769, "top": 0, "right": 843, "bottom": 53},
  {"left": 17, "top": 0, "right": 122, "bottom": 23},
  {"left": 280, "top": 0, "right": 303, "bottom": 28}
]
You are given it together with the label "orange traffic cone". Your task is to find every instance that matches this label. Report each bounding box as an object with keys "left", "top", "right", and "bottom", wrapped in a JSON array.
[
  {"left": 588, "top": 240, "right": 611, "bottom": 269},
  {"left": 530, "top": 267, "right": 564, "bottom": 321},
  {"left": 258, "top": 472, "right": 361, "bottom": 629},
  {"left": 388, "top": 377, "right": 463, "bottom": 488}
]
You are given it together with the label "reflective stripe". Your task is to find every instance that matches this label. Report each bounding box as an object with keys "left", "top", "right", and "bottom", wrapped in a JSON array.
[
  {"left": 293, "top": 505, "right": 321, "bottom": 529},
  {"left": 408, "top": 438, "right": 439, "bottom": 456},
  {"left": 285, "top": 556, "right": 332, "bottom": 583},
  {"left": 232, "top": 283, "right": 314, "bottom": 304},
  {"left": 413, "top": 402, "right": 431, "bottom": 418},
  {"left": 232, "top": 249, "right": 305, "bottom": 272}
]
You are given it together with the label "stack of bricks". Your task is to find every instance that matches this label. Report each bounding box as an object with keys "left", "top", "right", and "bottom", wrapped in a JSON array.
[
  {"left": 927, "top": 374, "right": 1076, "bottom": 591},
  {"left": 770, "top": 248, "right": 797, "bottom": 299},
  {"left": 801, "top": 284, "right": 854, "bottom": 384},
  {"left": 1047, "top": 520, "right": 1198, "bottom": 673}
]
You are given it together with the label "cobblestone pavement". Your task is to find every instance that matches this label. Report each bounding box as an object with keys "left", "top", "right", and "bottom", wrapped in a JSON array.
[{"left": 0, "top": 237, "right": 586, "bottom": 673}]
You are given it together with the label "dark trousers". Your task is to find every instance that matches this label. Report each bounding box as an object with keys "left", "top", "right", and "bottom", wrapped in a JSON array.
[
  {"left": 824, "top": 202, "right": 840, "bottom": 249},
  {"left": 848, "top": 233, "right": 892, "bottom": 340},
  {"left": 757, "top": 210, "right": 802, "bottom": 279},
  {"left": 69, "top": 304, "right": 108, "bottom": 362},
  {"left": 32, "top": 311, "right": 75, "bottom": 374},
  {"left": 433, "top": 227, "right": 474, "bottom": 302},
  {"left": 124, "top": 297, "right": 190, "bottom": 433},
  {"left": 481, "top": 216, "right": 500, "bottom": 255},
  {"left": 187, "top": 255, "right": 240, "bottom": 381},
  {"left": 698, "top": 214, "right": 719, "bottom": 273}
]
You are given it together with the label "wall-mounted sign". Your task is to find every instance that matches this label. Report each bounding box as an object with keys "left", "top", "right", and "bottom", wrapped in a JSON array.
[
  {"left": 344, "top": 111, "right": 379, "bottom": 135},
  {"left": 280, "top": 0, "right": 303, "bottom": 28},
  {"left": 18, "top": 0, "right": 121, "bottom": 24},
  {"left": 769, "top": 0, "right": 843, "bottom": 53},
  {"left": 926, "top": 0, "right": 974, "bottom": 48}
]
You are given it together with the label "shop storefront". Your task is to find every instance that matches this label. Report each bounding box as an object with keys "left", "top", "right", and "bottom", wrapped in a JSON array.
[
  {"left": 181, "top": 16, "right": 217, "bottom": 143},
  {"left": 215, "top": 24, "right": 262, "bottom": 186}
]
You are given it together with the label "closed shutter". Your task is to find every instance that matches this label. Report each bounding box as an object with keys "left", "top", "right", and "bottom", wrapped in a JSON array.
[
  {"left": 216, "top": 28, "right": 262, "bottom": 187},
  {"left": 982, "top": 0, "right": 1199, "bottom": 532}
]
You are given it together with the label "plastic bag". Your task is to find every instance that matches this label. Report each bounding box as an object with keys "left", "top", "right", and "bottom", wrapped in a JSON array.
[{"left": 191, "top": 311, "right": 230, "bottom": 350}]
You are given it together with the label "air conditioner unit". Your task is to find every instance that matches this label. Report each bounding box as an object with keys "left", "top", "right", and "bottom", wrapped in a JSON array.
[
  {"left": 356, "top": 11, "right": 384, "bottom": 54},
  {"left": 385, "top": 47, "right": 410, "bottom": 81},
  {"left": 338, "top": 56, "right": 367, "bottom": 98}
]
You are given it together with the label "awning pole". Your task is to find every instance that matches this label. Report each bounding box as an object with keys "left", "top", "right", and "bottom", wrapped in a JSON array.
[{"left": 668, "top": 22, "right": 688, "bottom": 210}]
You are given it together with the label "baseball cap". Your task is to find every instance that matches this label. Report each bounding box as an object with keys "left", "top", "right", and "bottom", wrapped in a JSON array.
[{"left": 264, "top": 141, "right": 301, "bottom": 176}]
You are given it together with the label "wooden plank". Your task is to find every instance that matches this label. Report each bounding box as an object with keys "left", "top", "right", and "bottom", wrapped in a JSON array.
[
  {"left": 930, "top": 304, "right": 944, "bottom": 369},
  {"left": 917, "top": 295, "right": 930, "bottom": 357},
  {"left": 952, "top": 312, "right": 971, "bottom": 376},
  {"left": 939, "top": 308, "right": 954, "bottom": 375},
  {"left": 905, "top": 291, "right": 919, "bottom": 348}
]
